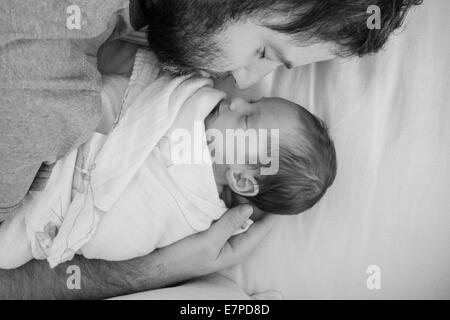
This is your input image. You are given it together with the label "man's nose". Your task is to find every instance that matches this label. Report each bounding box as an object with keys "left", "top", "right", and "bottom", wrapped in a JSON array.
[
  {"left": 229, "top": 97, "right": 253, "bottom": 112},
  {"left": 231, "top": 62, "right": 280, "bottom": 90}
]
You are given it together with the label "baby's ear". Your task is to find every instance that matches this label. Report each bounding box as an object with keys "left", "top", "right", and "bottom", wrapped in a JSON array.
[{"left": 225, "top": 168, "right": 259, "bottom": 197}]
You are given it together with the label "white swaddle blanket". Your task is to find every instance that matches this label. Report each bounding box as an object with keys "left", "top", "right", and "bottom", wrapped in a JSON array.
[{"left": 0, "top": 49, "right": 227, "bottom": 268}]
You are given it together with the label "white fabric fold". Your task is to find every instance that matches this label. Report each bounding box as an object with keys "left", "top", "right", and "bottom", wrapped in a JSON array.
[{"left": 0, "top": 49, "right": 228, "bottom": 268}]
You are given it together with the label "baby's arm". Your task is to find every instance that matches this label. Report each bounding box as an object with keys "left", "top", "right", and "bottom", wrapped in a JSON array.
[{"left": 0, "top": 210, "right": 33, "bottom": 269}]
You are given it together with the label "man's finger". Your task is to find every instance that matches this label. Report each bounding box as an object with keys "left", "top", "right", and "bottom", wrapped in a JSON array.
[
  {"left": 217, "top": 213, "right": 280, "bottom": 266},
  {"left": 206, "top": 205, "right": 254, "bottom": 248}
]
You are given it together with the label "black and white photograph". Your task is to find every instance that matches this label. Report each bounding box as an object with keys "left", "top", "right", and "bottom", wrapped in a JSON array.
[{"left": 0, "top": 0, "right": 449, "bottom": 304}]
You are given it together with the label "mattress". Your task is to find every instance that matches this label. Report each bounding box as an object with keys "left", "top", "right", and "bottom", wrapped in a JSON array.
[{"left": 219, "top": 0, "right": 450, "bottom": 299}]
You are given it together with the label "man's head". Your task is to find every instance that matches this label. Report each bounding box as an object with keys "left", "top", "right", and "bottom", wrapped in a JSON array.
[
  {"left": 205, "top": 97, "right": 337, "bottom": 215},
  {"left": 144, "top": 0, "right": 421, "bottom": 88}
]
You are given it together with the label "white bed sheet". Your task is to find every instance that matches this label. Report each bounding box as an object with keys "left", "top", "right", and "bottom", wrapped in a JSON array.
[{"left": 219, "top": 0, "right": 450, "bottom": 299}]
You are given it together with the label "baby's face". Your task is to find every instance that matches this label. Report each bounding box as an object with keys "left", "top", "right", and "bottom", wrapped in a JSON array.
[{"left": 205, "top": 96, "right": 301, "bottom": 166}]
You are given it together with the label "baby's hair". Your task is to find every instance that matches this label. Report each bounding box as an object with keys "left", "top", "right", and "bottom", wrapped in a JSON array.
[{"left": 244, "top": 105, "right": 337, "bottom": 215}]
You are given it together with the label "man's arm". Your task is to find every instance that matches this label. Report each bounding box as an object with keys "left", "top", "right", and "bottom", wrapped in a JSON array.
[
  {"left": 0, "top": 205, "right": 278, "bottom": 299},
  {"left": 0, "top": 251, "right": 168, "bottom": 300}
]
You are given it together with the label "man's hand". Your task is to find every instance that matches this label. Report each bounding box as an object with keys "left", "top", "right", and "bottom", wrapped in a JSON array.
[
  {"left": 157, "top": 205, "right": 279, "bottom": 283},
  {"left": 0, "top": 204, "right": 278, "bottom": 299}
]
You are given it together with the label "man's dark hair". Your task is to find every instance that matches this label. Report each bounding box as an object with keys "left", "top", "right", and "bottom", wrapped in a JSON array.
[
  {"left": 245, "top": 105, "right": 337, "bottom": 215},
  {"left": 143, "top": 0, "right": 422, "bottom": 72}
]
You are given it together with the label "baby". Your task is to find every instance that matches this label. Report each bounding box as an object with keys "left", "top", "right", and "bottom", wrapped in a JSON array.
[
  {"left": 204, "top": 96, "right": 337, "bottom": 216},
  {"left": 0, "top": 49, "right": 336, "bottom": 269}
]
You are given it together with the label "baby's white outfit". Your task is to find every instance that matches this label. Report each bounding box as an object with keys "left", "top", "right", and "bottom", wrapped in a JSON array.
[{"left": 0, "top": 50, "right": 228, "bottom": 268}]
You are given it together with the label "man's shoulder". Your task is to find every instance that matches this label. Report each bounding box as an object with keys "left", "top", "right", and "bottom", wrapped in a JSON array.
[{"left": 0, "top": 0, "right": 130, "bottom": 43}]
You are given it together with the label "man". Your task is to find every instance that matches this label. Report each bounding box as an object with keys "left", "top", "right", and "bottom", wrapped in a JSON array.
[
  {"left": 143, "top": 0, "right": 421, "bottom": 88},
  {"left": 0, "top": 0, "right": 420, "bottom": 299}
]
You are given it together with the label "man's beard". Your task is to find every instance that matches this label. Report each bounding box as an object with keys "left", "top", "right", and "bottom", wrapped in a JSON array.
[{"left": 145, "top": 0, "right": 231, "bottom": 72}]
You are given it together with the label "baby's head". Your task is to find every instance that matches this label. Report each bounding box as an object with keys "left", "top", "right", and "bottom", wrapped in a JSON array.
[{"left": 205, "top": 97, "right": 337, "bottom": 215}]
